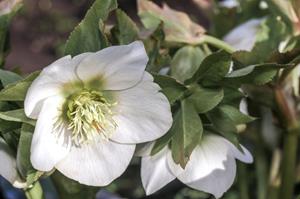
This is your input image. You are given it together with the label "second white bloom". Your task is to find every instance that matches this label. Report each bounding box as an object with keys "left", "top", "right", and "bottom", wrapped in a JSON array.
[{"left": 139, "top": 134, "right": 253, "bottom": 198}]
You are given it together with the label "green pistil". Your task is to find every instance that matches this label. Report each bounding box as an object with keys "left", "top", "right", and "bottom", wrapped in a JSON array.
[{"left": 56, "top": 89, "right": 117, "bottom": 146}]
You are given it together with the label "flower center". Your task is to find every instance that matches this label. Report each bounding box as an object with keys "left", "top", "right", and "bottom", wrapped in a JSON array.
[{"left": 56, "top": 89, "right": 117, "bottom": 146}]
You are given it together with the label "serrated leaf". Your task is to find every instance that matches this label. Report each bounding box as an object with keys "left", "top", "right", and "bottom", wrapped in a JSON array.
[
  {"left": 153, "top": 74, "right": 187, "bottom": 104},
  {"left": 186, "top": 50, "right": 231, "bottom": 84},
  {"left": 111, "top": 9, "right": 138, "bottom": 45},
  {"left": 218, "top": 105, "right": 255, "bottom": 124},
  {"left": 137, "top": 0, "right": 206, "bottom": 44},
  {"left": 64, "top": 0, "right": 117, "bottom": 56},
  {"left": 0, "top": 109, "right": 35, "bottom": 126},
  {"left": 0, "top": 71, "right": 39, "bottom": 101},
  {"left": 171, "top": 99, "right": 203, "bottom": 168},
  {"left": 188, "top": 85, "right": 224, "bottom": 113},
  {"left": 171, "top": 46, "right": 205, "bottom": 83}
]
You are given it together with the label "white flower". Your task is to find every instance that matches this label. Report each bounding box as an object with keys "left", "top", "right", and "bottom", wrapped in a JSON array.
[
  {"left": 24, "top": 41, "right": 172, "bottom": 186},
  {"left": 138, "top": 134, "right": 253, "bottom": 198},
  {"left": 223, "top": 19, "right": 263, "bottom": 51},
  {"left": 219, "top": 0, "right": 239, "bottom": 8},
  {"left": 0, "top": 138, "right": 25, "bottom": 188}
]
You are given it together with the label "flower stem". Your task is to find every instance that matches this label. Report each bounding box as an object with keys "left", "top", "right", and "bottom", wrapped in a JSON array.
[
  {"left": 198, "top": 35, "right": 235, "bottom": 53},
  {"left": 25, "top": 182, "right": 44, "bottom": 199},
  {"left": 274, "top": 87, "right": 299, "bottom": 199},
  {"left": 238, "top": 163, "right": 249, "bottom": 199},
  {"left": 280, "top": 127, "right": 298, "bottom": 199}
]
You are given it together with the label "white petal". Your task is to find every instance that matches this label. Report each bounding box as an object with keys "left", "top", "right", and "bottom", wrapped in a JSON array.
[
  {"left": 55, "top": 141, "right": 135, "bottom": 186},
  {"left": 223, "top": 19, "right": 263, "bottom": 51},
  {"left": 141, "top": 146, "right": 175, "bottom": 195},
  {"left": 135, "top": 142, "right": 155, "bottom": 157},
  {"left": 110, "top": 72, "right": 172, "bottom": 144},
  {"left": 25, "top": 53, "right": 90, "bottom": 119},
  {"left": 76, "top": 41, "right": 148, "bottom": 90},
  {"left": 229, "top": 144, "right": 253, "bottom": 163},
  {"left": 239, "top": 98, "right": 249, "bottom": 115},
  {"left": 168, "top": 134, "right": 253, "bottom": 185},
  {"left": 219, "top": 0, "right": 239, "bottom": 8},
  {"left": 30, "top": 95, "right": 71, "bottom": 172},
  {"left": 0, "top": 138, "right": 20, "bottom": 185},
  {"left": 167, "top": 134, "right": 233, "bottom": 183},
  {"left": 186, "top": 156, "right": 237, "bottom": 199}
]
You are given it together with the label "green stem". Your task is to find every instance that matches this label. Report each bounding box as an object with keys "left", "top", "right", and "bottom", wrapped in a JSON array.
[
  {"left": 199, "top": 35, "right": 235, "bottom": 53},
  {"left": 280, "top": 127, "right": 298, "bottom": 199},
  {"left": 25, "top": 182, "right": 44, "bottom": 199},
  {"left": 255, "top": 143, "right": 268, "bottom": 199},
  {"left": 238, "top": 163, "right": 249, "bottom": 199}
]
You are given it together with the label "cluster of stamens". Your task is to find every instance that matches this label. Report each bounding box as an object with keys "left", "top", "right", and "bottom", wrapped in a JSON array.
[{"left": 55, "top": 90, "right": 117, "bottom": 146}]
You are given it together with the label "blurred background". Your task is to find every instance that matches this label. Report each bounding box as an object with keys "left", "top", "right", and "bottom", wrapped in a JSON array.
[{"left": 4, "top": 0, "right": 208, "bottom": 73}]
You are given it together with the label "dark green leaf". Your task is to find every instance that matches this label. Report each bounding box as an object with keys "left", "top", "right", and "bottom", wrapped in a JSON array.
[
  {"left": 153, "top": 74, "right": 187, "bottom": 104},
  {"left": 171, "top": 46, "right": 205, "bottom": 83},
  {"left": 64, "top": 0, "right": 117, "bottom": 56},
  {"left": 171, "top": 99, "right": 203, "bottom": 168},
  {"left": 218, "top": 105, "right": 255, "bottom": 124},
  {"left": 111, "top": 9, "right": 139, "bottom": 45},
  {"left": 186, "top": 50, "right": 231, "bottom": 85},
  {"left": 222, "top": 87, "right": 244, "bottom": 106},
  {"left": 151, "top": 129, "right": 174, "bottom": 156},
  {"left": 188, "top": 85, "right": 223, "bottom": 113},
  {"left": 207, "top": 108, "right": 240, "bottom": 147}
]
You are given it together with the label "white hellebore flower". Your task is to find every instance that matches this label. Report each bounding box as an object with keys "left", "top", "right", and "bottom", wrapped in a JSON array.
[
  {"left": 223, "top": 19, "right": 263, "bottom": 51},
  {"left": 0, "top": 138, "right": 24, "bottom": 188},
  {"left": 139, "top": 134, "right": 253, "bottom": 198},
  {"left": 24, "top": 41, "right": 172, "bottom": 186}
]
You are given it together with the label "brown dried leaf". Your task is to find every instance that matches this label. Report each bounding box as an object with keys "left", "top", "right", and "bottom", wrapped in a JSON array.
[{"left": 138, "top": 0, "right": 206, "bottom": 44}]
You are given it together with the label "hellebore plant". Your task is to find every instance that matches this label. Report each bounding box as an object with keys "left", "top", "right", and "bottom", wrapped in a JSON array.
[
  {"left": 24, "top": 41, "right": 172, "bottom": 186},
  {"left": 2, "top": 0, "right": 300, "bottom": 199}
]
